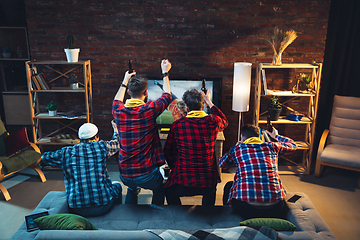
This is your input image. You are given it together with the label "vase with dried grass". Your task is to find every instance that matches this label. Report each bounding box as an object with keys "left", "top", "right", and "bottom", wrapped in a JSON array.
[{"left": 266, "top": 27, "right": 297, "bottom": 65}]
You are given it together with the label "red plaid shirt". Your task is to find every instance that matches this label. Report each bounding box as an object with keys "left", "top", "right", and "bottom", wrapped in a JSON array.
[
  {"left": 112, "top": 93, "right": 172, "bottom": 177},
  {"left": 219, "top": 135, "right": 297, "bottom": 204},
  {"left": 164, "top": 106, "right": 228, "bottom": 188}
]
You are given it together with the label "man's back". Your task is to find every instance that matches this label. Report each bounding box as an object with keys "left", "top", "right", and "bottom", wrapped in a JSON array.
[
  {"left": 220, "top": 134, "right": 297, "bottom": 203},
  {"left": 112, "top": 92, "right": 172, "bottom": 177},
  {"left": 41, "top": 137, "right": 119, "bottom": 209},
  {"left": 165, "top": 105, "right": 228, "bottom": 188}
]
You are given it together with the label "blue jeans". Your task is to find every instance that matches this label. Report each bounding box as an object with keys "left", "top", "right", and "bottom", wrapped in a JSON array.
[
  {"left": 70, "top": 182, "right": 122, "bottom": 217},
  {"left": 119, "top": 168, "right": 164, "bottom": 205}
]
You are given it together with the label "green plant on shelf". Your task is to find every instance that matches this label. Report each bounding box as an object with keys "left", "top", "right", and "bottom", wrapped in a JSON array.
[
  {"left": 46, "top": 101, "right": 58, "bottom": 111},
  {"left": 268, "top": 95, "right": 282, "bottom": 109},
  {"left": 300, "top": 73, "right": 311, "bottom": 83}
]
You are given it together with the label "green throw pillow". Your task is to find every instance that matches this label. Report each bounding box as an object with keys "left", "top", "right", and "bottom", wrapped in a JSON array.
[
  {"left": 240, "top": 218, "right": 296, "bottom": 231},
  {"left": 34, "top": 213, "right": 98, "bottom": 230}
]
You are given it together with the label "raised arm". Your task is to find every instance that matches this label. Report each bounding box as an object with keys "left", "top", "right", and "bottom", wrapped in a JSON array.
[
  {"left": 200, "top": 90, "right": 214, "bottom": 108},
  {"left": 114, "top": 70, "right": 136, "bottom": 101},
  {"left": 161, "top": 59, "right": 171, "bottom": 94}
]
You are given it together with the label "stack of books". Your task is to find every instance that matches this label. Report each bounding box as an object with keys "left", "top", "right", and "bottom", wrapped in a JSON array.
[{"left": 31, "top": 73, "right": 50, "bottom": 90}]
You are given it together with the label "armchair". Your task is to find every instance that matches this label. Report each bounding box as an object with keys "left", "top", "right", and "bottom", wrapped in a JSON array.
[
  {"left": 315, "top": 95, "right": 360, "bottom": 177},
  {"left": 0, "top": 119, "right": 46, "bottom": 201}
]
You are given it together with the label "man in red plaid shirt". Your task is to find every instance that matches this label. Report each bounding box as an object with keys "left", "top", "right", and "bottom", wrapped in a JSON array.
[
  {"left": 219, "top": 124, "right": 297, "bottom": 219},
  {"left": 112, "top": 59, "right": 172, "bottom": 205},
  {"left": 164, "top": 89, "right": 228, "bottom": 205}
]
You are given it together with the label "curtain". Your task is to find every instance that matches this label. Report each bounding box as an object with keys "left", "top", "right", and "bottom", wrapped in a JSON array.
[{"left": 313, "top": 0, "right": 360, "bottom": 165}]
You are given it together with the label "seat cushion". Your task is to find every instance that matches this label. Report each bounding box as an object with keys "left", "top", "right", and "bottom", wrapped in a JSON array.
[
  {"left": 321, "top": 144, "right": 360, "bottom": 167},
  {"left": 0, "top": 149, "right": 40, "bottom": 174},
  {"left": 329, "top": 95, "right": 360, "bottom": 148}
]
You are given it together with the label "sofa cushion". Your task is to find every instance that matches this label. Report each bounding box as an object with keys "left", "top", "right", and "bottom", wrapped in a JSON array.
[
  {"left": 328, "top": 95, "right": 360, "bottom": 148},
  {"left": 320, "top": 144, "right": 360, "bottom": 167},
  {"left": 0, "top": 149, "right": 40, "bottom": 174},
  {"left": 240, "top": 218, "right": 296, "bottom": 231},
  {"left": 34, "top": 214, "right": 98, "bottom": 230},
  {"left": 4, "top": 128, "right": 31, "bottom": 157}
]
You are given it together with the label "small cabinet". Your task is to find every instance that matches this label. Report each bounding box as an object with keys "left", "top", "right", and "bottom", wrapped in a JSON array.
[
  {"left": 253, "top": 63, "right": 323, "bottom": 175},
  {"left": 25, "top": 60, "right": 93, "bottom": 147}
]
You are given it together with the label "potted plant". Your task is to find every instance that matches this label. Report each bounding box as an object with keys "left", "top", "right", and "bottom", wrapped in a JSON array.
[
  {"left": 68, "top": 74, "right": 79, "bottom": 89},
  {"left": 268, "top": 95, "right": 282, "bottom": 121},
  {"left": 46, "top": 101, "right": 58, "bottom": 116},
  {"left": 299, "top": 73, "right": 311, "bottom": 91},
  {"left": 64, "top": 35, "right": 80, "bottom": 62}
]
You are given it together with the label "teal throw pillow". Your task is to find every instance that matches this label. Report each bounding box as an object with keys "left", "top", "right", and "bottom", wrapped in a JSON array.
[
  {"left": 240, "top": 218, "right": 296, "bottom": 231},
  {"left": 34, "top": 213, "right": 98, "bottom": 230}
]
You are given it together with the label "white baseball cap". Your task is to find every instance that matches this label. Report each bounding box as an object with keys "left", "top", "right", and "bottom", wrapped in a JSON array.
[{"left": 78, "top": 123, "right": 98, "bottom": 139}]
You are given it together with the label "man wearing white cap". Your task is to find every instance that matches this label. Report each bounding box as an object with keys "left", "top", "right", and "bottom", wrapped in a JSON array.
[{"left": 41, "top": 121, "right": 122, "bottom": 217}]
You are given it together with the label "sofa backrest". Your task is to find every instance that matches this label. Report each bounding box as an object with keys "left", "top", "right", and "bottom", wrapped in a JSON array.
[{"left": 329, "top": 95, "right": 360, "bottom": 147}]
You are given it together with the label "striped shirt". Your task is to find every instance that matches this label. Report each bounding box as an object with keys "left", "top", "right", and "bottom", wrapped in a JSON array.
[
  {"left": 112, "top": 93, "right": 172, "bottom": 177},
  {"left": 41, "top": 132, "right": 120, "bottom": 209},
  {"left": 219, "top": 135, "right": 297, "bottom": 204}
]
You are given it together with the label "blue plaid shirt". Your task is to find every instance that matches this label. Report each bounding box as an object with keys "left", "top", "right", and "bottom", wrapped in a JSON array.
[{"left": 41, "top": 132, "right": 120, "bottom": 209}]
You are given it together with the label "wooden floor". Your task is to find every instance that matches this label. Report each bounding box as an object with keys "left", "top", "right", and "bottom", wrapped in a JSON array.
[{"left": 0, "top": 163, "right": 359, "bottom": 240}]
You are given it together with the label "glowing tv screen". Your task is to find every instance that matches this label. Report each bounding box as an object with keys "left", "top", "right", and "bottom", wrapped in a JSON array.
[{"left": 147, "top": 78, "right": 222, "bottom": 130}]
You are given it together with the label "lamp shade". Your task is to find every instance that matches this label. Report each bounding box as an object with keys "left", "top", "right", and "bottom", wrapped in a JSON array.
[{"left": 232, "top": 62, "right": 252, "bottom": 112}]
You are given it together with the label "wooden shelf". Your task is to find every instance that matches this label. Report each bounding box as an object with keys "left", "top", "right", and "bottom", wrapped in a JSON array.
[
  {"left": 261, "top": 63, "right": 320, "bottom": 69},
  {"left": 26, "top": 60, "right": 93, "bottom": 148},
  {"left": 28, "top": 60, "right": 88, "bottom": 65},
  {"left": 31, "top": 88, "right": 85, "bottom": 93},
  {"left": 34, "top": 113, "right": 87, "bottom": 119},
  {"left": 263, "top": 92, "right": 315, "bottom": 97},
  {"left": 0, "top": 58, "right": 29, "bottom": 61},
  {"left": 253, "top": 62, "right": 323, "bottom": 175},
  {"left": 258, "top": 116, "right": 312, "bottom": 124},
  {"left": 36, "top": 137, "right": 79, "bottom": 146},
  {"left": 294, "top": 141, "right": 310, "bottom": 150}
]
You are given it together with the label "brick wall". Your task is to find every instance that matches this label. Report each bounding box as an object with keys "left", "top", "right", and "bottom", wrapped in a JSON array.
[{"left": 24, "top": 0, "right": 331, "bottom": 159}]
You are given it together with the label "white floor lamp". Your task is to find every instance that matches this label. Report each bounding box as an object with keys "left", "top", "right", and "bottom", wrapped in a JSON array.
[{"left": 232, "top": 62, "right": 252, "bottom": 142}]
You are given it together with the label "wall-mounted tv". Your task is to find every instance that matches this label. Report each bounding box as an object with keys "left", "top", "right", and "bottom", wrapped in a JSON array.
[{"left": 147, "top": 77, "right": 222, "bottom": 130}]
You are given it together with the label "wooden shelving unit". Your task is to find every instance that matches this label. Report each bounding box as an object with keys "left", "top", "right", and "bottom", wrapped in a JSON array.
[
  {"left": 253, "top": 62, "right": 323, "bottom": 175},
  {"left": 25, "top": 60, "right": 93, "bottom": 146}
]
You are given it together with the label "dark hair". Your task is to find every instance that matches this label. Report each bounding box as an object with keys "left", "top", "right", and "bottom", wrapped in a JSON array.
[
  {"left": 128, "top": 75, "right": 148, "bottom": 98},
  {"left": 241, "top": 124, "right": 260, "bottom": 139},
  {"left": 182, "top": 89, "right": 204, "bottom": 111}
]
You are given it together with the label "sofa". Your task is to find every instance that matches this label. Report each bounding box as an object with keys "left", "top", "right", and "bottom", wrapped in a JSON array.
[
  {"left": 11, "top": 191, "right": 337, "bottom": 240},
  {"left": 0, "top": 119, "right": 46, "bottom": 201}
]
